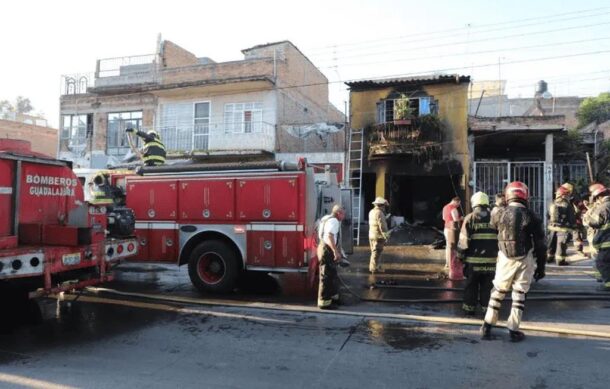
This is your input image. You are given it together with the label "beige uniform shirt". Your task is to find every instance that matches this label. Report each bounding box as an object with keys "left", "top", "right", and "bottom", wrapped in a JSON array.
[{"left": 368, "top": 207, "right": 388, "bottom": 241}]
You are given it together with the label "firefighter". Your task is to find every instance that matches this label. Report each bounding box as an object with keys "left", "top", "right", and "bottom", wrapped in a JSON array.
[
  {"left": 481, "top": 181, "right": 547, "bottom": 342},
  {"left": 88, "top": 172, "right": 114, "bottom": 205},
  {"left": 368, "top": 197, "right": 389, "bottom": 274},
  {"left": 126, "top": 125, "right": 166, "bottom": 167},
  {"left": 317, "top": 205, "right": 346, "bottom": 309},
  {"left": 547, "top": 186, "right": 576, "bottom": 266},
  {"left": 582, "top": 183, "right": 610, "bottom": 291},
  {"left": 442, "top": 197, "right": 463, "bottom": 280},
  {"left": 583, "top": 185, "right": 603, "bottom": 281},
  {"left": 490, "top": 193, "right": 506, "bottom": 220},
  {"left": 457, "top": 192, "right": 498, "bottom": 316}
]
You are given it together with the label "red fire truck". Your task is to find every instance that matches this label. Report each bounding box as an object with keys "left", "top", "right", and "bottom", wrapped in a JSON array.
[
  {"left": 114, "top": 159, "right": 326, "bottom": 293},
  {"left": 0, "top": 139, "right": 138, "bottom": 302}
]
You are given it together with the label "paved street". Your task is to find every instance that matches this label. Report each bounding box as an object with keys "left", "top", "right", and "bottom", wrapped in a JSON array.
[{"left": 0, "top": 248, "right": 609, "bottom": 389}]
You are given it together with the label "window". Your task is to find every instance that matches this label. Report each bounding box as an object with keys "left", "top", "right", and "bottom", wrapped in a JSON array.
[
  {"left": 107, "top": 111, "right": 142, "bottom": 156},
  {"left": 224, "top": 102, "right": 263, "bottom": 133},
  {"left": 376, "top": 96, "right": 436, "bottom": 123},
  {"left": 61, "top": 114, "right": 92, "bottom": 151},
  {"left": 194, "top": 102, "right": 210, "bottom": 150}
]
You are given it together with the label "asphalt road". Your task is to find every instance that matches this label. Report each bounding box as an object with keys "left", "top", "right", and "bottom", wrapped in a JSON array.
[{"left": 0, "top": 251, "right": 609, "bottom": 389}]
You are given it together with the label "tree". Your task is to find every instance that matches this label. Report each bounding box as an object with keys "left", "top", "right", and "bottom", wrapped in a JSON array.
[
  {"left": 0, "top": 100, "right": 13, "bottom": 119},
  {"left": 15, "top": 96, "right": 33, "bottom": 114},
  {"left": 576, "top": 92, "right": 610, "bottom": 128}
]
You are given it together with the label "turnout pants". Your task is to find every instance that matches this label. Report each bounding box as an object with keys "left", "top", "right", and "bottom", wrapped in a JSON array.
[
  {"left": 369, "top": 239, "right": 385, "bottom": 272},
  {"left": 547, "top": 231, "right": 569, "bottom": 264},
  {"left": 462, "top": 266, "right": 495, "bottom": 313},
  {"left": 484, "top": 251, "right": 536, "bottom": 331},
  {"left": 318, "top": 244, "right": 339, "bottom": 307},
  {"left": 596, "top": 249, "right": 610, "bottom": 289}
]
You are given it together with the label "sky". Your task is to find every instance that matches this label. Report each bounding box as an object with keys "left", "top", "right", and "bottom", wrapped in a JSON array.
[{"left": 1, "top": 0, "right": 610, "bottom": 128}]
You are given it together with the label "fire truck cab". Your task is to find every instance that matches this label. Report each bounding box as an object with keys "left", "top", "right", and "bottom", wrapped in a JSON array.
[{"left": 120, "top": 160, "right": 320, "bottom": 293}]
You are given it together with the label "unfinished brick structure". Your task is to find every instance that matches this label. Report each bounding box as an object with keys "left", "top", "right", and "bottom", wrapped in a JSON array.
[
  {"left": 0, "top": 119, "right": 58, "bottom": 157},
  {"left": 60, "top": 39, "right": 345, "bottom": 170}
]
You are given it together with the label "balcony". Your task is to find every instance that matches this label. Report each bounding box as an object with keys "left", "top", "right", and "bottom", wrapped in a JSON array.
[
  {"left": 367, "top": 115, "right": 443, "bottom": 160},
  {"left": 158, "top": 121, "right": 275, "bottom": 154},
  {"left": 94, "top": 54, "right": 158, "bottom": 90}
]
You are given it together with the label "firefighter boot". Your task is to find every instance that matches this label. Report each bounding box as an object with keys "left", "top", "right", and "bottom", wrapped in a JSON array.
[
  {"left": 509, "top": 330, "right": 526, "bottom": 342},
  {"left": 480, "top": 322, "right": 492, "bottom": 340}
]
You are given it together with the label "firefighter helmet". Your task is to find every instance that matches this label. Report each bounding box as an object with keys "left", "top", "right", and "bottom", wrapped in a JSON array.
[
  {"left": 505, "top": 181, "right": 529, "bottom": 203},
  {"left": 470, "top": 191, "right": 489, "bottom": 208},
  {"left": 372, "top": 197, "right": 389, "bottom": 206},
  {"left": 560, "top": 182, "right": 574, "bottom": 194},
  {"left": 555, "top": 186, "right": 570, "bottom": 199},
  {"left": 147, "top": 130, "right": 160, "bottom": 139},
  {"left": 589, "top": 183, "right": 608, "bottom": 199}
]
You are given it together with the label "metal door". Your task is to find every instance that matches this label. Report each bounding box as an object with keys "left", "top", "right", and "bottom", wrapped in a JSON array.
[{"left": 473, "top": 161, "right": 548, "bottom": 220}]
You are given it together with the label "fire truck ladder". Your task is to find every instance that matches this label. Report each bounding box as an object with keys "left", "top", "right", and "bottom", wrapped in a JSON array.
[{"left": 348, "top": 127, "right": 364, "bottom": 245}]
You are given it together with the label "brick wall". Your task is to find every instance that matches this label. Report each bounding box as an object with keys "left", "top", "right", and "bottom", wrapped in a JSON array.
[
  {"left": 0, "top": 119, "right": 58, "bottom": 157},
  {"left": 161, "top": 40, "right": 199, "bottom": 69}
]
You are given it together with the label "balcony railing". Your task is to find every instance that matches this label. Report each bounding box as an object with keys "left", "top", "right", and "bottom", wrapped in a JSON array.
[
  {"left": 94, "top": 54, "right": 158, "bottom": 89},
  {"left": 61, "top": 73, "right": 94, "bottom": 95},
  {"left": 157, "top": 121, "right": 275, "bottom": 153},
  {"left": 367, "top": 116, "right": 443, "bottom": 159}
]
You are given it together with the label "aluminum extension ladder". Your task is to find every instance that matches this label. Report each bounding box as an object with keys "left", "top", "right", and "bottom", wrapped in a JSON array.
[{"left": 347, "top": 128, "right": 364, "bottom": 245}]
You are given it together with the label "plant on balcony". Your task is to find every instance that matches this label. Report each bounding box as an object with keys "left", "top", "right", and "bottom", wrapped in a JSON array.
[{"left": 393, "top": 94, "right": 414, "bottom": 125}]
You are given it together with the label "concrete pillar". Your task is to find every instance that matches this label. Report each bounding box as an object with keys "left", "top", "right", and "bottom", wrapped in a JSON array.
[
  {"left": 375, "top": 163, "right": 387, "bottom": 199},
  {"left": 543, "top": 133, "right": 554, "bottom": 225}
]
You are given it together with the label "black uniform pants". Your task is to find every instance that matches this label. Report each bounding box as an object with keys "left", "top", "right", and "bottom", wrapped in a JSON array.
[
  {"left": 318, "top": 244, "right": 339, "bottom": 307},
  {"left": 463, "top": 265, "right": 495, "bottom": 313},
  {"left": 596, "top": 249, "right": 610, "bottom": 286},
  {"left": 548, "top": 231, "right": 569, "bottom": 264}
]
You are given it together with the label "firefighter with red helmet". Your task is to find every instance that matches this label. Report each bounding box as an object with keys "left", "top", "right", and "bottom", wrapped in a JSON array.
[
  {"left": 481, "top": 181, "right": 547, "bottom": 342},
  {"left": 547, "top": 185, "right": 576, "bottom": 266},
  {"left": 457, "top": 192, "right": 498, "bottom": 316},
  {"left": 582, "top": 183, "right": 610, "bottom": 291}
]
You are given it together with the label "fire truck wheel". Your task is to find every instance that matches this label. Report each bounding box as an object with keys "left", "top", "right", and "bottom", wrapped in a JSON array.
[{"left": 188, "top": 240, "right": 241, "bottom": 293}]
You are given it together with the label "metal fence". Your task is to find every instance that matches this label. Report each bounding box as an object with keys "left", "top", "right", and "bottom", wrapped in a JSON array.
[
  {"left": 60, "top": 73, "right": 94, "bottom": 95},
  {"left": 96, "top": 54, "right": 158, "bottom": 78},
  {"left": 553, "top": 162, "right": 588, "bottom": 189},
  {"left": 473, "top": 161, "right": 547, "bottom": 219}
]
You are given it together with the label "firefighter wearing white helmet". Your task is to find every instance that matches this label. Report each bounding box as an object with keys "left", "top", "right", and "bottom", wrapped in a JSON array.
[
  {"left": 368, "top": 197, "right": 389, "bottom": 273},
  {"left": 457, "top": 192, "right": 498, "bottom": 316},
  {"left": 481, "top": 181, "right": 547, "bottom": 342},
  {"left": 126, "top": 125, "right": 166, "bottom": 166}
]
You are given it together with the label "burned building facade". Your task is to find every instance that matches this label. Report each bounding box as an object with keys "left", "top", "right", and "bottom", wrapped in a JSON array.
[{"left": 347, "top": 75, "right": 471, "bottom": 227}]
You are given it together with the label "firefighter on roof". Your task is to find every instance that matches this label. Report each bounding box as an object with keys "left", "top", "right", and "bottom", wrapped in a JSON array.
[
  {"left": 547, "top": 185, "right": 576, "bottom": 266},
  {"left": 457, "top": 192, "right": 498, "bottom": 317},
  {"left": 317, "top": 204, "right": 346, "bottom": 309},
  {"left": 126, "top": 124, "right": 166, "bottom": 166},
  {"left": 481, "top": 181, "right": 547, "bottom": 342},
  {"left": 582, "top": 183, "right": 610, "bottom": 291}
]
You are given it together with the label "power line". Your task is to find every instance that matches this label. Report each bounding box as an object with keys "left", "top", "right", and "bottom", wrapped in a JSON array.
[
  {"left": 317, "top": 36, "right": 610, "bottom": 69},
  {"left": 305, "top": 6, "right": 610, "bottom": 54},
  {"left": 312, "top": 20, "right": 610, "bottom": 64}
]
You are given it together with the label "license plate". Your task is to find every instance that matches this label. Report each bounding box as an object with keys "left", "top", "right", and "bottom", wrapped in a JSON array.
[{"left": 62, "top": 253, "right": 81, "bottom": 266}]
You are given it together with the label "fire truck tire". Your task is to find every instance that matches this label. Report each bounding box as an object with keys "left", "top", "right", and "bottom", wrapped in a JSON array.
[{"left": 188, "top": 240, "right": 241, "bottom": 293}]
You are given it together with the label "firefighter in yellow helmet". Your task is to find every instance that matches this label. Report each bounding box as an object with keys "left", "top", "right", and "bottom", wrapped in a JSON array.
[
  {"left": 88, "top": 172, "right": 114, "bottom": 205},
  {"left": 457, "top": 192, "right": 498, "bottom": 316},
  {"left": 126, "top": 125, "right": 166, "bottom": 167}
]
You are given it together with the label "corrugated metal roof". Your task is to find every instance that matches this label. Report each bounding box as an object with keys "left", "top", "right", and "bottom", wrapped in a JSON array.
[{"left": 345, "top": 74, "right": 470, "bottom": 89}]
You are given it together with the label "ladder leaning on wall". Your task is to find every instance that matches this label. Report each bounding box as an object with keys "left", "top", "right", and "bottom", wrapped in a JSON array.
[{"left": 347, "top": 127, "right": 364, "bottom": 245}]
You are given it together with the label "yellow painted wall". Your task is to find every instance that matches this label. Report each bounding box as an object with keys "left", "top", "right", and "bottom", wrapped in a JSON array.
[{"left": 349, "top": 81, "right": 470, "bottom": 200}]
